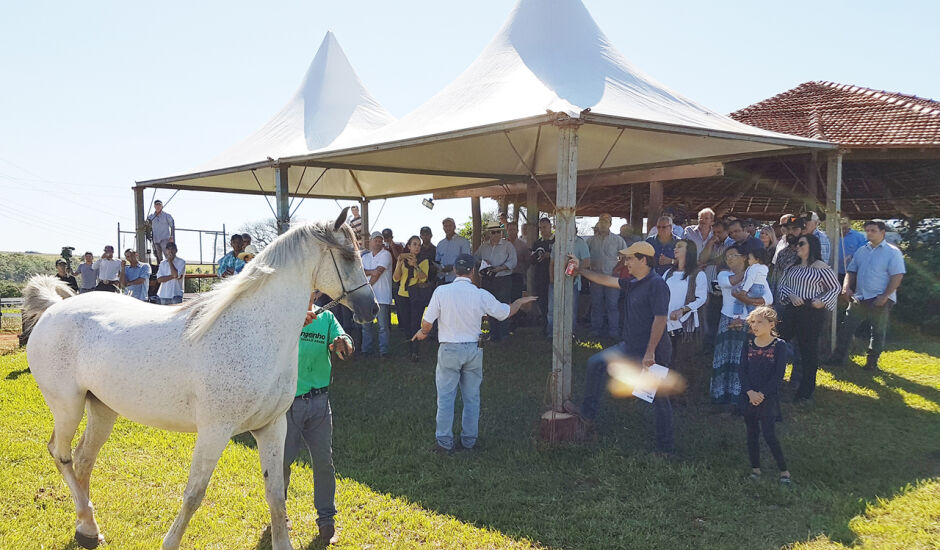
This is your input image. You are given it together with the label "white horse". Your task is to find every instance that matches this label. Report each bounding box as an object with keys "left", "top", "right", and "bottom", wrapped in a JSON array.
[{"left": 23, "top": 209, "right": 376, "bottom": 550}]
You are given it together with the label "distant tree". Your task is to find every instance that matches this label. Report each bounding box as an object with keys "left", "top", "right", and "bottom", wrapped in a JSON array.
[
  {"left": 0, "top": 281, "right": 22, "bottom": 298},
  {"left": 0, "top": 253, "right": 55, "bottom": 284},
  {"left": 238, "top": 218, "right": 279, "bottom": 250}
]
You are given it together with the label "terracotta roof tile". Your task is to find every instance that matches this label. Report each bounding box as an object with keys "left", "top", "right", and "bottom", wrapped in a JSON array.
[{"left": 730, "top": 81, "right": 940, "bottom": 147}]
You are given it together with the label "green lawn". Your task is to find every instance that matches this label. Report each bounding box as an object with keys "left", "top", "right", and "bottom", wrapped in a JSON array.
[{"left": 0, "top": 330, "right": 937, "bottom": 549}]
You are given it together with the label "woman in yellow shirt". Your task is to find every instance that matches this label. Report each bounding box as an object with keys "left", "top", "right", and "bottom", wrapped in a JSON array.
[{"left": 393, "top": 236, "right": 429, "bottom": 362}]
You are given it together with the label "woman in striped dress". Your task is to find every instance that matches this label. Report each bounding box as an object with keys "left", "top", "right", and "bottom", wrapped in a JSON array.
[{"left": 778, "top": 233, "right": 840, "bottom": 403}]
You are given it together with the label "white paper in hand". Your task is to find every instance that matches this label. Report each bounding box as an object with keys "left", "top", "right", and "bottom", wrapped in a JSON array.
[
  {"left": 480, "top": 260, "right": 491, "bottom": 270},
  {"left": 632, "top": 364, "right": 670, "bottom": 403}
]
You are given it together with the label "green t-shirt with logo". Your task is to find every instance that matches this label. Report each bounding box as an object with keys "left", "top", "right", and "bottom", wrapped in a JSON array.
[{"left": 296, "top": 310, "right": 346, "bottom": 396}]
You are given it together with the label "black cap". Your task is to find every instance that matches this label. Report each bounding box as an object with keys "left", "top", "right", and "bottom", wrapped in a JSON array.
[{"left": 454, "top": 253, "right": 475, "bottom": 270}]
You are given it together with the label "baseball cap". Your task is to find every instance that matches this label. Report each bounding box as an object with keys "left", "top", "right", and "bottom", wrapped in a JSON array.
[
  {"left": 804, "top": 211, "right": 820, "bottom": 223},
  {"left": 369, "top": 231, "right": 382, "bottom": 240},
  {"left": 153, "top": 199, "right": 162, "bottom": 205},
  {"left": 485, "top": 222, "right": 503, "bottom": 231},
  {"left": 454, "top": 253, "right": 476, "bottom": 270},
  {"left": 781, "top": 214, "right": 804, "bottom": 227},
  {"left": 55, "top": 258, "right": 66, "bottom": 266},
  {"left": 620, "top": 241, "right": 656, "bottom": 257}
]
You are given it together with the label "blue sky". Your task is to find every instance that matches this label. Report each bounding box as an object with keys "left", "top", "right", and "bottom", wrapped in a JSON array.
[{"left": 2, "top": 0, "right": 938, "bottom": 256}]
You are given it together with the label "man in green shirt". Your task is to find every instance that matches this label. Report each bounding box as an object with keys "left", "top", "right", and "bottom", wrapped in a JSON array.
[{"left": 284, "top": 292, "right": 353, "bottom": 546}]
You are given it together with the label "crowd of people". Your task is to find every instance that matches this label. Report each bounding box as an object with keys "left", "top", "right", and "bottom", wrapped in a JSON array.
[{"left": 328, "top": 207, "right": 905, "bottom": 488}]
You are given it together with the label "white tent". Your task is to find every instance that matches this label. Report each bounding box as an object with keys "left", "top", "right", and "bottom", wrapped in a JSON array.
[{"left": 136, "top": 0, "right": 839, "bottom": 409}]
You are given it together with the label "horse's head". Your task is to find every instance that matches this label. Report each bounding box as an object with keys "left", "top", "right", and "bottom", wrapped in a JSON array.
[{"left": 313, "top": 207, "right": 378, "bottom": 324}]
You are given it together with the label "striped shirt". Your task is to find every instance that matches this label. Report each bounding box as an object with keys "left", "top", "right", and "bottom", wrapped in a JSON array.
[{"left": 779, "top": 263, "right": 840, "bottom": 311}]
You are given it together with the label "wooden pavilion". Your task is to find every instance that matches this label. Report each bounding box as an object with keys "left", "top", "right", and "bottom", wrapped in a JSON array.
[{"left": 457, "top": 81, "right": 940, "bottom": 226}]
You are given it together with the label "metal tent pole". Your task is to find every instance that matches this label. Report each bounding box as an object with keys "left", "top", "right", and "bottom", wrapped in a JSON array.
[
  {"left": 275, "top": 165, "right": 290, "bottom": 235},
  {"left": 826, "top": 152, "right": 843, "bottom": 352}
]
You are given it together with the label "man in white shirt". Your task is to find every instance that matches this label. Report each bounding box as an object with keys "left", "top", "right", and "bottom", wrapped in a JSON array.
[
  {"left": 474, "top": 222, "right": 517, "bottom": 341},
  {"left": 92, "top": 245, "right": 122, "bottom": 292},
  {"left": 155, "top": 242, "right": 186, "bottom": 304},
  {"left": 683, "top": 207, "right": 715, "bottom": 254},
  {"left": 413, "top": 254, "right": 535, "bottom": 454},
  {"left": 361, "top": 231, "right": 393, "bottom": 357}
]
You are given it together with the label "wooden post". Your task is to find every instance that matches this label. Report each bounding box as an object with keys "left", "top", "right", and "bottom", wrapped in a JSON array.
[
  {"left": 807, "top": 152, "right": 819, "bottom": 211},
  {"left": 360, "top": 199, "right": 370, "bottom": 250},
  {"left": 825, "top": 151, "right": 843, "bottom": 352},
  {"left": 648, "top": 181, "right": 663, "bottom": 232},
  {"left": 551, "top": 120, "right": 579, "bottom": 410},
  {"left": 133, "top": 186, "right": 147, "bottom": 261},
  {"left": 275, "top": 165, "right": 290, "bottom": 235},
  {"left": 471, "top": 196, "right": 482, "bottom": 252}
]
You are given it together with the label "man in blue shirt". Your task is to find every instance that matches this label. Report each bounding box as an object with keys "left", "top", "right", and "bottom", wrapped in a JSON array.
[
  {"left": 217, "top": 234, "right": 246, "bottom": 278},
  {"left": 120, "top": 249, "right": 151, "bottom": 301},
  {"left": 828, "top": 219, "right": 905, "bottom": 370},
  {"left": 564, "top": 242, "right": 675, "bottom": 455},
  {"left": 435, "top": 217, "right": 471, "bottom": 283},
  {"left": 837, "top": 217, "right": 868, "bottom": 280},
  {"left": 646, "top": 215, "right": 679, "bottom": 276},
  {"left": 724, "top": 219, "right": 764, "bottom": 256}
]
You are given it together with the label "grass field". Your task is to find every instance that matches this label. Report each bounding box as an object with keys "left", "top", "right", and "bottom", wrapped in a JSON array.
[{"left": 0, "top": 328, "right": 937, "bottom": 549}]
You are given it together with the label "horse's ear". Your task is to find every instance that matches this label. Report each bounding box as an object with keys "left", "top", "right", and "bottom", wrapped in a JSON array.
[{"left": 334, "top": 207, "right": 350, "bottom": 232}]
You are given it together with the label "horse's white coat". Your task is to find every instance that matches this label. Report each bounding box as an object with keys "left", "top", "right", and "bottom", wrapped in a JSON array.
[{"left": 24, "top": 220, "right": 375, "bottom": 550}]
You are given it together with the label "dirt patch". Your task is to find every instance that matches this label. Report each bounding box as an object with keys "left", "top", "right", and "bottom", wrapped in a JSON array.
[{"left": 0, "top": 333, "right": 20, "bottom": 354}]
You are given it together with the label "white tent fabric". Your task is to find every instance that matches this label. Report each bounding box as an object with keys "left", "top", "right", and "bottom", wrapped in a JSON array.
[
  {"left": 139, "top": 0, "right": 833, "bottom": 199},
  {"left": 202, "top": 31, "right": 396, "bottom": 170},
  {"left": 136, "top": 32, "right": 462, "bottom": 198}
]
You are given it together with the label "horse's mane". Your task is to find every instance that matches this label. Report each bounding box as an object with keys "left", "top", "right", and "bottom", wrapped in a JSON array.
[{"left": 183, "top": 221, "right": 357, "bottom": 341}]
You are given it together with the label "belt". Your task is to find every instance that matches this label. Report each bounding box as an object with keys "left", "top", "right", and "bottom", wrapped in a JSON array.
[{"left": 297, "top": 386, "right": 328, "bottom": 399}]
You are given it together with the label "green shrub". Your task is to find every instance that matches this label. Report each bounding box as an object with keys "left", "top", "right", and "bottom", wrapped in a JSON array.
[{"left": 895, "top": 219, "right": 940, "bottom": 336}]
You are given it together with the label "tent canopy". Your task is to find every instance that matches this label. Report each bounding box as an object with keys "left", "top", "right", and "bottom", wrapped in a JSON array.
[{"left": 138, "top": 0, "right": 834, "bottom": 200}]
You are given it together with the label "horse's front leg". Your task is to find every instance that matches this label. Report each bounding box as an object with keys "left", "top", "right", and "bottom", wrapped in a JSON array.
[
  {"left": 251, "top": 414, "right": 293, "bottom": 550},
  {"left": 161, "top": 427, "right": 233, "bottom": 550}
]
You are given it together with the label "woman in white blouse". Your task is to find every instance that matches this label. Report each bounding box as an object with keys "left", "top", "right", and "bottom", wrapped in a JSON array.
[{"left": 663, "top": 239, "right": 708, "bottom": 370}]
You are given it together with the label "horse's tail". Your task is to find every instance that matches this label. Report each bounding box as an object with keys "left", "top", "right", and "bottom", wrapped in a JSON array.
[{"left": 21, "top": 275, "right": 75, "bottom": 345}]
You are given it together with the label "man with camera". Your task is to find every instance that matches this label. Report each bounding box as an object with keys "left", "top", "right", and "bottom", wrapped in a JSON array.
[
  {"left": 93, "top": 245, "right": 122, "bottom": 292},
  {"left": 413, "top": 254, "right": 535, "bottom": 454}
]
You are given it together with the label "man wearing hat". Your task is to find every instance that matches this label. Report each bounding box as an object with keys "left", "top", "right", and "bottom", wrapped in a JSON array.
[
  {"left": 565, "top": 241, "right": 675, "bottom": 456},
  {"left": 54, "top": 259, "right": 78, "bottom": 292},
  {"left": 147, "top": 199, "right": 175, "bottom": 264},
  {"left": 361, "top": 231, "right": 393, "bottom": 357},
  {"left": 413, "top": 254, "right": 536, "bottom": 454},
  {"left": 474, "top": 222, "right": 517, "bottom": 341}
]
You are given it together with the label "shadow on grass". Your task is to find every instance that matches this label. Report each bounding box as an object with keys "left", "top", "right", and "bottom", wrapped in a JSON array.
[
  {"left": 300, "top": 328, "right": 940, "bottom": 550},
  {"left": 5, "top": 367, "right": 30, "bottom": 380}
]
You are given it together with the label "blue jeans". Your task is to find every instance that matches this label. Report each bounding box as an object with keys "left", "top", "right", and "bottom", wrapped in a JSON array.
[
  {"left": 732, "top": 284, "right": 765, "bottom": 317},
  {"left": 590, "top": 284, "right": 620, "bottom": 338},
  {"left": 435, "top": 343, "right": 483, "bottom": 450},
  {"left": 362, "top": 303, "right": 390, "bottom": 354},
  {"left": 580, "top": 342, "right": 675, "bottom": 453},
  {"left": 546, "top": 283, "right": 580, "bottom": 335},
  {"left": 159, "top": 295, "right": 183, "bottom": 305}
]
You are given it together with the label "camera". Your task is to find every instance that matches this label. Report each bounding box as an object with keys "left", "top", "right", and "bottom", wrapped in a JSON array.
[{"left": 60, "top": 246, "right": 76, "bottom": 273}]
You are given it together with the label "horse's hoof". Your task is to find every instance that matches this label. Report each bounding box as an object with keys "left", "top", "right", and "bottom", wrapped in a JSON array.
[{"left": 75, "top": 530, "right": 104, "bottom": 549}]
